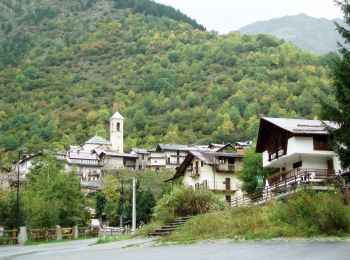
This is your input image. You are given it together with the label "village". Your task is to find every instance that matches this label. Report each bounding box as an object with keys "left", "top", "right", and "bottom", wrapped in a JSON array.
[
  {"left": 6, "top": 110, "right": 350, "bottom": 211},
  {"left": 2, "top": 0, "right": 350, "bottom": 258}
]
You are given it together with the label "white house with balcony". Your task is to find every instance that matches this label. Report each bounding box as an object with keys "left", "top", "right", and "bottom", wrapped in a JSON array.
[
  {"left": 256, "top": 117, "right": 342, "bottom": 191},
  {"left": 168, "top": 150, "right": 244, "bottom": 202}
]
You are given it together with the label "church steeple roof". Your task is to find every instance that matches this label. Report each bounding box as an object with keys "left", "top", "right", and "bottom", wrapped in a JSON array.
[{"left": 110, "top": 111, "right": 124, "bottom": 120}]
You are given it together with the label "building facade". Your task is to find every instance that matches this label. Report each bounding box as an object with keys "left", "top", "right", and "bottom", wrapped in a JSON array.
[
  {"left": 256, "top": 117, "right": 342, "bottom": 190},
  {"left": 169, "top": 150, "right": 244, "bottom": 202}
]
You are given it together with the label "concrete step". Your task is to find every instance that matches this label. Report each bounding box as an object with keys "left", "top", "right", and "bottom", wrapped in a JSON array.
[{"left": 148, "top": 216, "right": 192, "bottom": 237}]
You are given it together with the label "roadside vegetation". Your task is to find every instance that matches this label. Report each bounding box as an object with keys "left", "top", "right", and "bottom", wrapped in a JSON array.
[
  {"left": 164, "top": 191, "right": 350, "bottom": 243},
  {"left": 137, "top": 186, "right": 226, "bottom": 235}
]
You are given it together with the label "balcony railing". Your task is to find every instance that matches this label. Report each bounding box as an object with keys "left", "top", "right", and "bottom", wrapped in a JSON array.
[
  {"left": 194, "top": 181, "right": 237, "bottom": 192},
  {"left": 216, "top": 164, "right": 239, "bottom": 172},
  {"left": 230, "top": 168, "right": 341, "bottom": 208}
]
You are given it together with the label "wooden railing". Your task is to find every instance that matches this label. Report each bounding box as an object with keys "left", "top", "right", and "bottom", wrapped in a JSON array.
[
  {"left": 61, "top": 227, "right": 73, "bottom": 239},
  {"left": 27, "top": 227, "right": 57, "bottom": 241},
  {"left": 0, "top": 229, "right": 17, "bottom": 245},
  {"left": 216, "top": 164, "right": 238, "bottom": 172},
  {"left": 194, "top": 181, "right": 237, "bottom": 192},
  {"left": 78, "top": 226, "right": 99, "bottom": 238},
  {"left": 231, "top": 168, "right": 341, "bottom": 208}
]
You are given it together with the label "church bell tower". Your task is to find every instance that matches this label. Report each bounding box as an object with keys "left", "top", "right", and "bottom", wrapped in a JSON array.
[{"left": 110, "top": 111, "right": 124, "bottom": 153}]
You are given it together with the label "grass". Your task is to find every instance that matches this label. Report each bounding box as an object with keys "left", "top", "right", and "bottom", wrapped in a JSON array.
[{"left": 162, "top": 191, "right": 350, "bottom": 243}]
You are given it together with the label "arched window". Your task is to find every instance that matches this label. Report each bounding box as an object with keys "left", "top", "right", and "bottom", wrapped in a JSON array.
[{"left": 117, "top": 122, "right": 120, "bottom": 131}]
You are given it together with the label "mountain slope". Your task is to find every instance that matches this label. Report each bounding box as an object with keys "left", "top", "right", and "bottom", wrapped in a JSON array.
[
  {"left": 239, "top": 13, "right": 343, "bottom": 54},
  {"left": 0, "top": 0, "right": 336, "bottom": 160}
]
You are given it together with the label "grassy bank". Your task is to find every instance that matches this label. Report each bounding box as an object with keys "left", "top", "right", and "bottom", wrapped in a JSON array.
[{"left": 164, "top": 191, "right": 350, "bottom": 243}]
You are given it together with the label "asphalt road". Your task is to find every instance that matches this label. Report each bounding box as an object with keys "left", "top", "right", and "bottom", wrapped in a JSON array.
[{"left": 1, "top": 237, "right": 350, "bottom": 260}]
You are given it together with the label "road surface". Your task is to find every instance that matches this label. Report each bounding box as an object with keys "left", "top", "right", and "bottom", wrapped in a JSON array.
[{"left": 0, "top": 237, "right": 349, "bottom": 260}]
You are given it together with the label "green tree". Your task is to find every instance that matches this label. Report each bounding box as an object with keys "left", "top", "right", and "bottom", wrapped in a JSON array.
[
  {"left": 22, "top": 154, "right": 88, "bottom": 227},
  {"left": 239, "top": 148, "right": 275, "bottom": 193},
  {"left": 102, "top": 175, "right": 120, "bottom": 226},
  {"left": 321, "top": 0, "right": 350, "bottom": 168},
  {"left": 95, "top": 192, "right": 106, "bottom": 219}
]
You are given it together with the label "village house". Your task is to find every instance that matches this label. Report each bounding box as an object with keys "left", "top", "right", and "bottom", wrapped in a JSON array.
[
  {"left": 56, "top": 110, "right": 136, "bottom": 189},
  {"left": 255, "top": 117, "right": 342, "bottom": 194},
  {"left": 13, "top": 152, "right": 42, "bottom": 179},
  {"left": 147, "top": 143, "right": 238, "bottom": 172},
  {"left": 130, "top": 148, "right": 150, "bottom": 170},
  {"left": 168, "top": 149, "right": 244, "bottom": 202}
]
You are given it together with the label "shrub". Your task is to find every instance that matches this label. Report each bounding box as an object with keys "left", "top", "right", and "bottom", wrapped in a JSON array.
[
  {"left": 153, "top": 186, "right": 225, "bottom": 223},
  {"left": 271, "top": 191, "right": 350, "bottom": 236}
]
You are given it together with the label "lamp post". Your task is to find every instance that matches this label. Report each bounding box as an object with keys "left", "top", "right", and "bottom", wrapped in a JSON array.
[{"left": 16, "top": 147, "right": 27, "bottom": 228}]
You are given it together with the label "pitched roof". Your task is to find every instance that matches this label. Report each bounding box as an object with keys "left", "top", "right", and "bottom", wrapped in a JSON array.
[
  {"left": 261, "top": 117, "right": 337, "bottom": 135},
  {"left": 85, "top": 135, "right": 112, "bottom": 146},
  {"left": 95, "top": 150, "right": 138, "bottom": 159},
  {"left": 68, "top": 150, "right": 99, "bottom": 160},
  {"left": 156, "top": 143, "right": 191, "bottom": 151},
  {"left": 110, "top": 111, "right": 124, "bottom": 120},
  {"left": 167, "top": 150, "right": 242, "bottom": 181},
  {"left": 235, "top": 141, "right": 253, "bottom": 147},
  {"left": 256, "top": 117, "right": 338, "bottom": 153},
  {"left": 131, "top": 148, "right": 150, "bottom": 154}
]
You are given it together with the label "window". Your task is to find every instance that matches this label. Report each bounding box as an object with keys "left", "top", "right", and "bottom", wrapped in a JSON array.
[
  {"left": 117, "top": 122, "right": 120, "bottom": 131},
  {"left": 201, "top": 161, "right": 204, "bottom": 167},
  {"left": 293, "top": 161, "right": 302, "bottom": 169},
  {"left": 141, "top": 154, "right": 144, "bottom": 160},
  {"left": 313, "top": 135, "right": 332, "bottom": 151}
]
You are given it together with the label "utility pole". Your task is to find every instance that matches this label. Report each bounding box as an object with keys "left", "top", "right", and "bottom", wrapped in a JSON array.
[
  {"left": 15, "top": 147, "right": 26, "bottom": 228},
  {"left": 119, "top": 179, "right": 124, "bottom": 228},
  {"left": 131, "top": 177, "right": 136, "bottom": 232}
]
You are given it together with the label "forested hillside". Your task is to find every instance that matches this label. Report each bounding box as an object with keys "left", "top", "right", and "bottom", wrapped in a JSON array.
[
  {"left": 0, "top": 0, "right": 337, "bottom": 161},
  {"left": 239, "top": 13, "right": 343, "bottom": 54}
]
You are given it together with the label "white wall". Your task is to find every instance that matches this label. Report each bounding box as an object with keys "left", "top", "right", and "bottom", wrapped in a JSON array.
[
  {"left": 263, "top": 136, "right": 342, "bottom": 173},
  {"left": 182, "top": 158, "right": 243, "bottom": 201}
]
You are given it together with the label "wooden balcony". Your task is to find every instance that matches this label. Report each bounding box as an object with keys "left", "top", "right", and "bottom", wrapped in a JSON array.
[
  {"left": 195, "top": 181, "right": 237, "bottom": 192},
  {"left": 216, "top": 164, "right": 238, "bottom": 172}
]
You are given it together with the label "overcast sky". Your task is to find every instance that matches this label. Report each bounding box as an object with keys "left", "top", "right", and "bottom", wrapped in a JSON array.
[{"left": 154, "top": 0, "right": 343, "bottom": 34}]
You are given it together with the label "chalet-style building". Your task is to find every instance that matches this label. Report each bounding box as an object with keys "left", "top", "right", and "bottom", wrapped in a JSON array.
[
  {"left": 256, "top": 117, "right": 342, "bottom": 190},
  {"left": 168, "top": 150, "right": 244, "bottom": 202}
]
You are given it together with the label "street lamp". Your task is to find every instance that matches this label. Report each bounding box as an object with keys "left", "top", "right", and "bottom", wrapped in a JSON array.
[{"left": 15, "top": 147, "right": 27, "bottom": 228}]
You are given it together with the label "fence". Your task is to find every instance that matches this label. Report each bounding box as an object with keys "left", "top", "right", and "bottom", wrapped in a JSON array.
[
  {"left": 78, "top": 226, "right": 99, "bottom": 238},
  {"left": 100, "top": 226, "right": 129, "bottom": 236},
  {"left": 231, "top": 168, "right": 341, "bottom": 207},
  {"left": 0, "top": 229, "right": 17, "bottom": 245},
  {"left": 27, "top": 227, "right": 57, "bottom": 241}
]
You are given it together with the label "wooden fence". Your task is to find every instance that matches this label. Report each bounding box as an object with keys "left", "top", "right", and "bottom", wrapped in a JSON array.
[
  {"left": 231, "top": 168, "right": 342, "bottom": 207},
  {"left": 78, "top": 226, "right": 99, "bottom": 238},
  {"left": 0, "top": 229, "right": 17, "bottom": 245},
  {"left": 27, "top": 228, "right": 57, "bottom": 241}
]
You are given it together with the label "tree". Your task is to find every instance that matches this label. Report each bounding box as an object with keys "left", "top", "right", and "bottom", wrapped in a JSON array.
[
  {"left": 239, "top": 148, "right": 275, "bottom": 193},
  {"left": 321, "top": 0, "right": 350, "bottom": 168},
  {"left": 22, "top": 154, "right": 88, "bottom": 227},
  {"left": 102, "top": 175, "right": 120, "bottom": 226}
]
